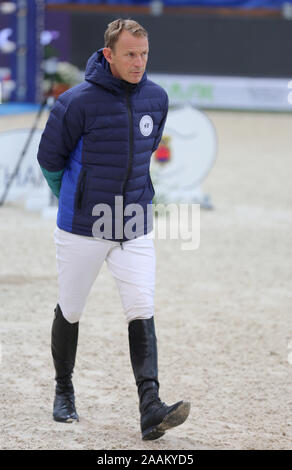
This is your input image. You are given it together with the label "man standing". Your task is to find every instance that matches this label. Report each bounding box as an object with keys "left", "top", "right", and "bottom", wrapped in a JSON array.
[{"left": 37, "top": 18, "right": 190, "bottom": 441}]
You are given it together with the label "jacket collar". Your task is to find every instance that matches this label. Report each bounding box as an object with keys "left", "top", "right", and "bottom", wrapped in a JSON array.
[{"left": 85, "top": 48, "right": 147, "bottom": 94}]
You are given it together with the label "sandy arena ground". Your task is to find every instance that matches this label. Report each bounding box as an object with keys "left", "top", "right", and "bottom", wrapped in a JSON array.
[{"left": 0, "top": 109, "right": 291, "bottom": 450}]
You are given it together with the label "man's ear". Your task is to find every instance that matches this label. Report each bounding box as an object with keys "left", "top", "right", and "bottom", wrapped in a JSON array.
[{"left": 103, "top": 47, "right": 113, "bottom": 64}]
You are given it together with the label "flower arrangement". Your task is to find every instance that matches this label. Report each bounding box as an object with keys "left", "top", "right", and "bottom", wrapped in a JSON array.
[{"left": 43, "top": 60, "right": 83, "bottom": 99}]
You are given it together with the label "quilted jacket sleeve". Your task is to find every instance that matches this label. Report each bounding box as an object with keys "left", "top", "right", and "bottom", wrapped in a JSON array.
[
  {"left": 37, "top": 91, "right": 84, "bottom": 198},
  {"left": 152, "top": 92, "right": 169, "bottom": 153}
]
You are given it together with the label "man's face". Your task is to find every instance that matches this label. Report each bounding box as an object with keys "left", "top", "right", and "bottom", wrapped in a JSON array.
[{"left": 103, "top": 30, "right": 149, "bottom": 84}]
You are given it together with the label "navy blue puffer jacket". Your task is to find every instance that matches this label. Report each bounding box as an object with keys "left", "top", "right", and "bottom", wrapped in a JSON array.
[{"left": 37, "top": 49, "right": 168, "bottom": 241}]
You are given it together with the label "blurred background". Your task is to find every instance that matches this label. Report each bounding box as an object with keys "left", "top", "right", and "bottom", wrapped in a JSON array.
[
  {"left": 1, "top": 0, "right": 292, "bottom": 106},
  {"left": 0, "top": 0, "right": 292, "bottom": 209}
]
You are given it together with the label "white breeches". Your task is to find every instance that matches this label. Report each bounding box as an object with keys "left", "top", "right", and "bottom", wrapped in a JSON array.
[{"left": 54, "top": 227, "right": 156, "bottom": 324}]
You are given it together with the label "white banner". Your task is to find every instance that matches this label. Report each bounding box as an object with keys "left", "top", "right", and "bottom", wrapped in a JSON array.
[
  {"left": 151, "top": 105, "right": 216, "bottom": 208},
  {"left": 0, "top": 128, "right": 50, "bottom": 209},
  {"left": 0, "top": 107, "right": 217, "bottom": 210}
]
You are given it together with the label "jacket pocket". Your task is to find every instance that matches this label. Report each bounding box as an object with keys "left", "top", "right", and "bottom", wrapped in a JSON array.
[{"left": 75, "top": 168, "right": 87, "bottom": 211}]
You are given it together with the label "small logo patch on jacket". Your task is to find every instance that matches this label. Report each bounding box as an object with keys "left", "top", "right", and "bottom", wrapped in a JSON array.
[{"left": 139, "top": 115, "right": 153, "bottom": 137}]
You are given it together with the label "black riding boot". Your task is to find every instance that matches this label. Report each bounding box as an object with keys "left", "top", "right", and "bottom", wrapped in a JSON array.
[
  {"left": 128, "top": 317, "right": 190, "bottom": 440},
  {"left": 51, "top": 304, "right": 79, "bottom": 423}
]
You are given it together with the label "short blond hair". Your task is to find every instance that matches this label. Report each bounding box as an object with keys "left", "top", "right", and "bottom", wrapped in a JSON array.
[{"left": 104, "top": 18, "right": 148, "bottom": 50}]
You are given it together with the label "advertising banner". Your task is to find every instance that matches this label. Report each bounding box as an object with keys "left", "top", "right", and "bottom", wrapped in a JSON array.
[{"left": 149, "top": 74, "right": 292, "bottom": 112}]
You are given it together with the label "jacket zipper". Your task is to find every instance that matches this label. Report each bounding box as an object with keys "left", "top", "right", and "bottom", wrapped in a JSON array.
[{"left": 120, "top": 86, "right": 134, "bottom": 249}]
